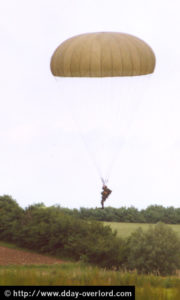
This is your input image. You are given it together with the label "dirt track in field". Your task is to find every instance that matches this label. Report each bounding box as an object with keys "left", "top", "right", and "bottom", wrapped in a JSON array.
[{"left": 0, "top": 246, "right": 64, "bottom": 265}]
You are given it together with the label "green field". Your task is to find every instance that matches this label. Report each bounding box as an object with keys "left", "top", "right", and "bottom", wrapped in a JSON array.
[
  {"left": 103, "top": 222, "right": 180, "bottom": 239},
  {"left": 0, "top": 263, "right": 180, "bottom": 299}
]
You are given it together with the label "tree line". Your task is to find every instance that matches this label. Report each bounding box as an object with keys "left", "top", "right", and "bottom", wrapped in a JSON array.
[
  {"left": 57, "top": 205, "right": 180, "bottom": 224},
  {"left": 0, "top": 195, "right": 180, "bottom": 275}
]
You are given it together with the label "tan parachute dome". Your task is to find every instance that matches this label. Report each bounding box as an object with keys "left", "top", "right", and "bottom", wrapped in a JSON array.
[{"left": 50, "top": 32, "right": 156, "bottom": 77}]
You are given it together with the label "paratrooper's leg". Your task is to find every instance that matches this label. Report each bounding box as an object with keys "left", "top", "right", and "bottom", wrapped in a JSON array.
[{"left": 101, "top": 197, "right": 105, "bottom": 209}]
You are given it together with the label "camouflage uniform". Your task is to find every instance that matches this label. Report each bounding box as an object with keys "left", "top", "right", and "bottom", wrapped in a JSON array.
[{"left": 101, "top": 185, "right": 112, "bottom": 209}]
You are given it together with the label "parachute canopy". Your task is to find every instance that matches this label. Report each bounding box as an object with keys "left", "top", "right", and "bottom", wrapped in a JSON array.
[{"left": 50, "top": 32, "right": 156, "bottom": 77}]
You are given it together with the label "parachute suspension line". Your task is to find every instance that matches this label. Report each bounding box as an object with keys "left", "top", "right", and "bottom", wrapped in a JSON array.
[
  {"left": 98, "top": 78, "right": 124, "bottom": 185},
  {"left": 104, "top": 146, "right": 122, "bottom": 183},
  {"left": 101, "top": 177, "right": 108, "bottom": 185},
  {"left": 104, "top": 89, "right": 144, "bottom": 183},
  {"left": 104, "top": 79, "right": 121, "bottom": 183},
  {"left": 55, "top": 78, "right": 108, "bottom": 184},
  {"left": 62, "top": 88, "right": 104, "bottom": 183},
  {"left": 75, "top": 124, "right": 104, "bottom": 181}
]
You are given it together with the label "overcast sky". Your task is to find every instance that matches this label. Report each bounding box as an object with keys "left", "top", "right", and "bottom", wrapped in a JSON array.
[{"left": 1, "top": 0, "right": 180, "bottom": 209}]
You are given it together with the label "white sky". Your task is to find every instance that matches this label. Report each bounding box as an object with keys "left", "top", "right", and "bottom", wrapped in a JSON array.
[{"left": 0, "top": 0, "right": 180, "bottom": 209}]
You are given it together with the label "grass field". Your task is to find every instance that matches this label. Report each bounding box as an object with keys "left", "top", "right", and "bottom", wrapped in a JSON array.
[
  {"left": 103, "top": 222, "right": 180, "bottom": 238},
  {"left": 1, "top": 263, "right": 180, "bottom": 299}
]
